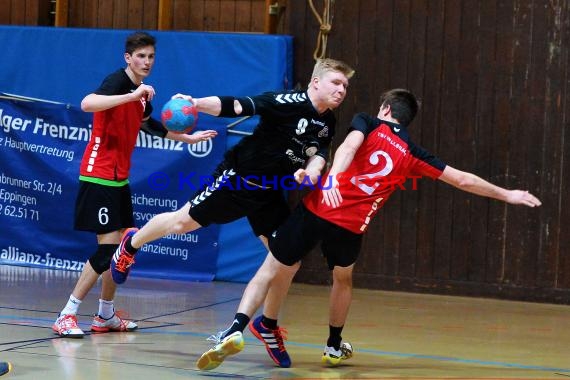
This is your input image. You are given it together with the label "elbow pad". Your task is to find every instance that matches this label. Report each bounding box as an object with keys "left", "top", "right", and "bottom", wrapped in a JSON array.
[{"left": 218, "top": 96, "right": 255, "bottom": 117}]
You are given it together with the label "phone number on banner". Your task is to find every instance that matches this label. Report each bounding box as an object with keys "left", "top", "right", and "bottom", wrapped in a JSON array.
[{"left": 0, "top": 204, "right": 39, "bottom": 221}]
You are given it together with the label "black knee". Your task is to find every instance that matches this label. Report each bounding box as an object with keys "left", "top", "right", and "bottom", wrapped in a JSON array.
[{"left": 88, "top": 244, "right": 118, "bottom": 274}]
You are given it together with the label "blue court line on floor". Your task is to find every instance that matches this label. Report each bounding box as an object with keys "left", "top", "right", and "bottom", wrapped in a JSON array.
[
  {"left": 5, "top": 350, "right": 261, "bottom": 379},
  {"left": 350, "top": 346, "right": 570, "bottom": 373},
  {"left": 136, "top": 297, "right": 242, "bottom": 322},
  {"left": 3, "top": 306, "right": 568, "bottom": 374},
  {"left": 135, "top": 329, "right": 570, "bottom": 374},
  {"left": 0, "top": 296, "right": 241, "bottom": 325}
]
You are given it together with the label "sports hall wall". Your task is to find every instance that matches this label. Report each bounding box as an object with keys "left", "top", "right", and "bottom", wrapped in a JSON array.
[{"left": 2, "top": 0, "right": 570, "bottom": 304}]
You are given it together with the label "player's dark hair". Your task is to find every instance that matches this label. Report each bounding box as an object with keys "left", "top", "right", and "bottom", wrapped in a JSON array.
[
  {"left": 379, "top": 89, "right": 420, "bottom": 126},
  {"left": 125, "top": 31, "right": 156, "bottom": 55}
]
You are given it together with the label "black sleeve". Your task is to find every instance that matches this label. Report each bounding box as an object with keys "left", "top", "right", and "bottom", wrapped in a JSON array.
[
  {"left": 93, "top": 71, "right": 125, "bottom": 96},
  {"left": 140, "top": 117, "right": 168, "bottom": 138},
  {"left": 144, "top": 100, "right": 153, "bottom": 118},
  {"left": 246, "top": 92, "right": 278, "bottom": 117},
  {"left": 348, "top": 112, "right": 376, "bottom": 136},
  {"left": 409, "top": 142, "right": 447, "bottom": 174}
]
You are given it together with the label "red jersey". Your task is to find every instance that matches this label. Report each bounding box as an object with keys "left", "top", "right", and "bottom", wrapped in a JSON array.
[
  {"left": 303, "top": 113, "right": 446, "bottom": 234},
  {"left": 79, "top": 69, "right": 152, "bottom": 182}
]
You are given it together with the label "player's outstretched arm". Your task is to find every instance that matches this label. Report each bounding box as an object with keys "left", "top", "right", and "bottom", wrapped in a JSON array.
[
  {"left": 81, "top": 84, "right": 155, "bottom": 112},
  {"left": 321, "top": 130, "right": 365, "bottom": 208},
  {"left": 170, "top": 93, "right": 222, "bottom": 115},
  {"left": 166, "top": 129, "right": 218, "bottom": 144},
  {"left": 438, "top": 166, "right": 542, "bottom": 207}
]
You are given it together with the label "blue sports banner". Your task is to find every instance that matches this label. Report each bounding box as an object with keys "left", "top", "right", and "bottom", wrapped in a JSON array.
[
  {"left": 0, "top": 95, "right": 226, "bottom": 281},
  {"left": 0, "top": 26, "right": 293, "bottom": 282}
]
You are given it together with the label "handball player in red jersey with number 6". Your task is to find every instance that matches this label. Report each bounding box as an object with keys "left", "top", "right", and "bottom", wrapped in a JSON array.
[{"left": 52, "top": 31, "right": 216, "bottom": 339}]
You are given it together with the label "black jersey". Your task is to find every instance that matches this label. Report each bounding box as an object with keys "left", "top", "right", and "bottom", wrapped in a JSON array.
[{"left": 225, "top": 90, "right": 336, "bottom": 178}]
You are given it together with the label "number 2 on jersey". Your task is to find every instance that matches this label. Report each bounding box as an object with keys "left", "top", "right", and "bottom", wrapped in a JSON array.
[{"left": 350, "top": 150, "right": 393, "bottom": 195}]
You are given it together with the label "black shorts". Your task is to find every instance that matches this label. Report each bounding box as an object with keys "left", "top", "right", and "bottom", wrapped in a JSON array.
[
  {"left": 269, "top": 203, "right": 363, "bottom": 269},
  {"left": 188, "top": 165, "right": 290, "bottom": 238},
  {"left": 74, "top": 181, "right": 134, "bottom": 234}
]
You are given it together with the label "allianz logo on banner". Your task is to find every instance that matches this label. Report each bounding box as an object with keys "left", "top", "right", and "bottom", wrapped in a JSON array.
[
  {"left": 187, "top": 139, "right": 212, "bottom": 158},
  {"left": 135, "top": 131, "right": 213, "bottom": 157}
]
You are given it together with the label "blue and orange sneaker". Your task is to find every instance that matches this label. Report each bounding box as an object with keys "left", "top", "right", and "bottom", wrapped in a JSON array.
[
  {"left": 248, "top": 316, "right": 291, "bottom": 368},
  {"left": 110, "top": 227, "right": 139, "bottom": 284}
]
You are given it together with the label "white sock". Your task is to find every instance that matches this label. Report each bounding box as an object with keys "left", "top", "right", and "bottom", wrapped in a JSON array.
[
  {"left": 98, "top": 299, "right": 115, "bottom": 319},
  {"left": 60, "top": 295, "right": 82, "bottom": 316}
]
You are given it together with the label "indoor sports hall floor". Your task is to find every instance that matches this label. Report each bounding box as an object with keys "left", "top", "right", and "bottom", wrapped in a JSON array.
[{"left": 0, "top": 264, "right": 569, "bottom": 379}]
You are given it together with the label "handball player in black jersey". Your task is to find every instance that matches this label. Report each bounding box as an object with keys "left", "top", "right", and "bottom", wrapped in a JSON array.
[{"left": 111, "top": 58, "right": 354, "bottom": 366}]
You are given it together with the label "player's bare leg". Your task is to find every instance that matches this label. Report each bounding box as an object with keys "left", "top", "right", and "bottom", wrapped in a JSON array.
[
  {"left": 323, "top": 265, "right": 354, "bottom": 366},
  {"left": 131, "top": 202, "right": 201, "bottom": 249}
]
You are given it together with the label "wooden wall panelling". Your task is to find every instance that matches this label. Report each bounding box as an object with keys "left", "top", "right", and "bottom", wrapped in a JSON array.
[
  {"left": 511, "top": 0, "right": 541, "bottom": 289},
  {"left": 172, "top": 0, "right": 192, "bottom": 30},
  {"left": 157, "top": 0, "right": 171, "bottom": 30},
  {"left": 0, "top": 0, "right": 11, "bottom": 24},
  {"left": 11, "top": 0, "right": 26, "bottom": 24},
  {"left": 436, "top": 1, "right": 464, "bottom": 280},
  {"left": 557, "top": 16, "right": 570, "bottom": 292},
  {"left": 24, "top": 0, "right": 37, "bottom": 24},
  {"left": 476, "top": 0, "right": 498, "bottom": 284},
  {"left": 28, "top": 0, "right": 44, "bottom": 25},
  {"left": 68, "top": 1, "right": 83, "bottom": 27},
  {"left": 503, "top": 0, "right": 533, "bottom": 287},
  {"left": 233, "top": 0, "right": 253, "bottom": 32},
  {"left": 203, "top": 0, "right": 220, "bottom": 30},
  {"left": 544, "top": 1, "right": 570, "bottom": 292},
  {"left": 433, "top": 0, "right": 461, "bottom": 282},
  {"left": 515, "top": 0, "right": 544, "bottom": 289},
  {"left": 535, "top": 0, "right": 565, "bottom": 291},
  {"left": 97, "top": 0, "right": 114, "bottom": 28},
  {"left": 424, "top": 0, "right": 448, "bottom": 282},
  {"left": 408, "top": 0, "right": 432, "bottom": 281},
  {"left": 457, "top": 0, "right": 485, "bottom": 283},
  {"left": 284, "top": 0, "right": 311, "bottom": 89},
  {"left": 112, "top": 0, "right": 129, "bottom": 29},
  {"left": 485, "top": 0, "right": 513, "bottom": 285},
  {"left": 373, "top": 0, "right": 394, "bottom": 101},
  {"left": 250, "top": 0, "right": 264, "bottom": 33},
  {"left": 448, "top": 0, "right": 474, "bottom": 283},
  {"left": 127, "top": 0, "right": 144, "bottom": 30},
  {"left": 526, "top": 0, "right": 553, "bottom": 289},
  {"left": 142, "top": 0, "right": 158, "bottom": 30},
  {"left": 83, "top": 0, "right": 98, "bottom": 28}
]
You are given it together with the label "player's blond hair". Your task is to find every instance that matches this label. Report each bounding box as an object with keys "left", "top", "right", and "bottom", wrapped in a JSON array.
[{"left": 310, "top": 58, "right": 355, "bottom": 82}]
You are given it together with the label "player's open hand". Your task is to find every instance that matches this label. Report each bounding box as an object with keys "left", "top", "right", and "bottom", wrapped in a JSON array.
[
  {"left": 321, "top": 174, "right": 342, "bottom": 208},
  {"left": 294, "top": 168, "right": 320, "bottom": 185},
  {"left": 171, "top": 93, "right": 197, "bottom": 106},
  {"left": 506, "top": 190, "right": 542, "bottom": 207},
  {"left": 188, "top": 129, "right": 218, "bottom": 143},
  {"left": 166, "top": 129, "right": 218, "bottom": 144}
]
